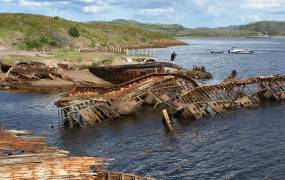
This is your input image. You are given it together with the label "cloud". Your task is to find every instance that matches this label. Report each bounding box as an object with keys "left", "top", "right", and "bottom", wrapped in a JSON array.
[
  {"left": 240, "top": 14, "right": 262, "bottom": 22},
  {"left": 206, "top": 4, "right": 226, "bottom": 16},
  {"left": 242, "top": 0, "right": 285, "bottom": 13},
  {"left": 80, "top": 0, "right": 95, "bottom": 3},
  {"left": 194, "top": 0, "right": 207, "bottom": 6},
  {"left": 138, "top": 7, "right": 175, "bottom": 16},
  {"left": 82, "top": 5, "right": 107, "bottom": 13},
  {"left": 19, "top": 0, "right": 50, "bottom": 6}
]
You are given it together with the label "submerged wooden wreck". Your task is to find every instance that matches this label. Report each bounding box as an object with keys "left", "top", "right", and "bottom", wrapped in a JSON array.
[
  {"left": 56, "top": 73, "right": 199, "bottom": 127},
  {"left": 56, "top": 72, "right": 285, "bottom": 127},
  {"left": 0, "top": 129, "right": 155, "bottom": 180},
  {"left": 174, "top": 75, "right": 285, "bottom": 120}
]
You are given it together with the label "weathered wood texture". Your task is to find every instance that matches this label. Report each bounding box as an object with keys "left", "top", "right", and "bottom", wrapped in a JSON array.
[
  {"left": 174, "top": 75, "right": 285, "bottom": 120},
  {"left": 57, "top": 74, "right": 285, "bottom": 127},
  {"left": 56, "top": 73, "right": 198, "bottom": 126},
  {"left": 0, "top": 130, "right": 155, "bottom": 180}
]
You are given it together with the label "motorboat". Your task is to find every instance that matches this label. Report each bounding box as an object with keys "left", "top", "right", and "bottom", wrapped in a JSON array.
[
  {"left": 228, "top": 47, "right": 253, "bottom": 54},
  {"left": 210, "top": 50, "right": 224, "bottom": 54}
]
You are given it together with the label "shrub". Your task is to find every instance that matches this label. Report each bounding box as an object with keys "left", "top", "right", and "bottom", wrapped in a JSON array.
[
  {"left": 68, "top": 27, "right": 80, "bottom": 37},
  {"left": 40, "top": 36, "right": 49, "bottom": 44},
  {"left": 49, "top": 40, "right": 58, "bottom": 46},
  {"left": 23, "top": 39, "right": 43, "bottom": 49}
]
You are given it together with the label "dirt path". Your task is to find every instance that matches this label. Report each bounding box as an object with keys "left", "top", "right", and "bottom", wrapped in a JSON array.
[
  {"left": 62, "top": 69, "right": 112, "bottom": 86},
  {"left": 0, "top": 50, "right": 54, "bottom": 58}
]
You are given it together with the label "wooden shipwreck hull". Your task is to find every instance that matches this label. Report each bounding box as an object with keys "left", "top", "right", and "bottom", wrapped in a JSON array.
[
  {"left": 173, "top": 75, "right": 285, "bottom": 120},
  {"left": 4, "top": 62, "right": 69, "bottom": 82},
  {"left": 56, "top": 73, "right": 199, "bottom": 126},
  {"left": 56, "top": 74, "right": 285, "bottom": 127},
  {"left": 0, "top": 129, "right": 155, "bottom": 180}
]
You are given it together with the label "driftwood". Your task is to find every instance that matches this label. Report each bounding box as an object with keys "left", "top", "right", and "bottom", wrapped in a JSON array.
[{"left": 0, "top": 129, "right": 155, "bottom": 180}]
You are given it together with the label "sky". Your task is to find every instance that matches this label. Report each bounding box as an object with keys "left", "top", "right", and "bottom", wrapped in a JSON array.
[{"left": 1, "top": 0, "right": 285, "bottom": 28}]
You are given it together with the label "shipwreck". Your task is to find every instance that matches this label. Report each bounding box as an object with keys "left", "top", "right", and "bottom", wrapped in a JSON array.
[
  {"left": 89, "top": 62, "right": 212, "bottom": 84},
  {"left": 56, "top": 71, "right": 285, "bottom": 128}
]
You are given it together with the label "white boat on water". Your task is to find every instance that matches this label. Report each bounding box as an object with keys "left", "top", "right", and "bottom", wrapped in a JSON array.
[{"left": 228, "top": 47, "right": 253, "bottom": 54}]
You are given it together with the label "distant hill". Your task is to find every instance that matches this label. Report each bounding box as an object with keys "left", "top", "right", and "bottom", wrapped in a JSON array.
[
  {"left": 93, "top": 19, "right": 285, "bottom": 37},
  {"left": 0, "top": 13, "right": 184, "bottom": 50},
  {"left": 109, "top": 19, "right": 188, "bottom": 36},
  {"left": 238, "top": 21, "right": 285, "bottom": 36}
]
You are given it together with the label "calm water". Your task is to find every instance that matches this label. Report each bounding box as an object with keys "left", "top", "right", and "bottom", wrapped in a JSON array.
[{"left": 1, "top": 38, "right": 285, "bottom": 179}]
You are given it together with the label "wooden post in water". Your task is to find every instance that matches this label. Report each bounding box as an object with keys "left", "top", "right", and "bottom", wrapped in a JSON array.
[{"left": 162, "top": 109, "right": 174, "bottom": 132}]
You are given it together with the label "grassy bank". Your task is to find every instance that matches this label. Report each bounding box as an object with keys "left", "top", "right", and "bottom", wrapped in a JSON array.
[
  {"left": 0, "top": 48, "right": 150, "bottom": 66},
  {"left": 0, "top": 13, "right": 184, "bottom": 51}
]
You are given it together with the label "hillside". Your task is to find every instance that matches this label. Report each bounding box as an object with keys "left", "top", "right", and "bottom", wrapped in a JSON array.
[
  {"left": 0, "top": 13, "right": 184, "bottom": 51},
  {"left": 238, "top": 21, "right": 285, "bottom": 36},
  {"left": 100, "top": 19, "right": 285, "bottom": 37},
  {"left": 109, "top": 19, "right": 188, "bottom": 36}
]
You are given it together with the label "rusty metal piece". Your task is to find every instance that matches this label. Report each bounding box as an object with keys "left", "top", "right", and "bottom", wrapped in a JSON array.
[{"left": 89, "top": 63, "right": 212, "bottom": 84}]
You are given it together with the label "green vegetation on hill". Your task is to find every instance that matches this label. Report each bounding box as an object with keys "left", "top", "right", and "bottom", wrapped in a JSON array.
[
  {"left": 1, "top": 13, "right": 284, "bottom": 52},
  {"left": 109, "top": 19, "right": 187, "bottom": 36},
  {"left": 102, "top": 19, "right": 285, "bottom": 37},
  {"left": 182, "top": 27, "right": 260, "bottom": 37},
  {"left": 238, "top": 21, "right": 285, "bottom": 36},
  {"left": 0, "top": 13, "right": 182, "bottom": 50}
]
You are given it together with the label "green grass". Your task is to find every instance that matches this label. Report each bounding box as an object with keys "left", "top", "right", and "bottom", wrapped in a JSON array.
[
  {"left": 0, "top": 50, "right": 124, "bottom": 65},
  {"left": 0, "top": 13, "right": 178, "bottom": 50}
]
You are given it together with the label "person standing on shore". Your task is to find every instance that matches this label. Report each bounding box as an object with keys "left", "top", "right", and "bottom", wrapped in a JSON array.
[{"left": 171, "top": 51, "right": 177, "bottom": 61}]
